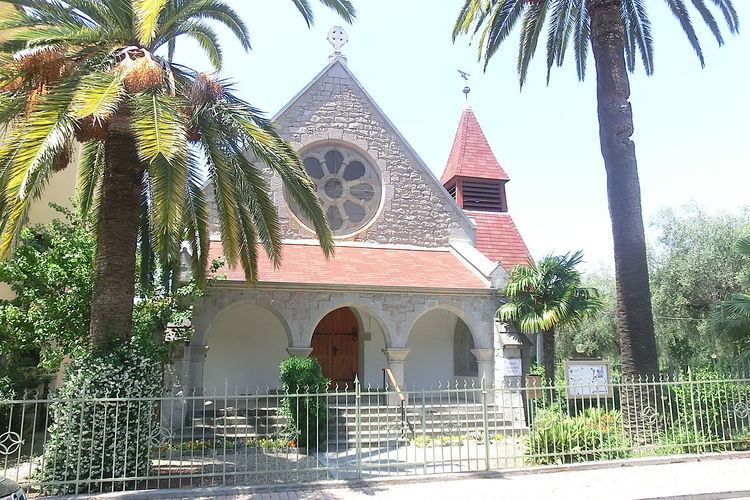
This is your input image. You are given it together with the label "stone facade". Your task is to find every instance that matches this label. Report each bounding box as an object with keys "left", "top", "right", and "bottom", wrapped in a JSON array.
[
  {"left": 191, "top": 285, "right": 498, "bottom": 351},
  {"left": 186, "top": 56, "right": 528, "bottom": 399},
  {"left": 270, "top": 60, "right": 475, "bottom": 247}
]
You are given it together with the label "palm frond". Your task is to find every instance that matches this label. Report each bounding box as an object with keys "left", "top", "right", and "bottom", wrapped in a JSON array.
[
  {"left": 158, "top": 0, "right": 251, "bottom": 51},
  {"left": 453, "top": 0, "right": 487, "bottom": 41},
  {"left": 546, "top": 0, "right": 576, "bottom": 83},
  {"left": 622, "top": 0, "right": 654, "bottom": 74},
  {"left": 573, "top": 0, "right": 590, "bottom": 80},
  {"left": 689, "top": 0, "right": 724, "bottom": 45},
  {"left": 159, "top": 19, "right": 222, "bottom": 69},
  {"left": 134, "top": 0, "right": 169, "bottom": 46},
  {"left": 182, "top": 149, "right": 209, "bottom": 285},
  {"left": 147, "top": 151, "right": 188, "bottom": 267},
  {"left": 481, "top": 0, "right": 526, "bottom": 68},
  {"left": 663, "top": 0, "right": 705, "bottom": 66},
  {"left": 736, "top": 234, "right": 750, "bottom": 257},
  {"left": 76, "top": 140, "right": 105, "bottom": 218},
  {"left": 517, "top": 0, "right": 549, "bottom": 88},
  {"left": 198, "top": 121, "right": 241, "bottom": 268},
  {"left": 131, "top": 91, "right": 186, "bottom": 163},
  {"left": 315, "top": 0, "right": 356, "bottom": 23},
  {"left": 0, "top": 77, "right": 77, "bottom": 257},
  {"left": 707, "top": 0, "right": 739, "bottom": 34},
  {"left": 289, "top": 0, "right": 355, "bottom": 26},
  {"left": 228, "top": 144, "right": 282, "bottom": 267},
  {"left": 70, "top": 70, "right": 126, "bottom": 121}
]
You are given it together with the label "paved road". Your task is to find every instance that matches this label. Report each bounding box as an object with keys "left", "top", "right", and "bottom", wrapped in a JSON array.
[{"left": 173, "top": 458, "right": 750, "bottom": 500}]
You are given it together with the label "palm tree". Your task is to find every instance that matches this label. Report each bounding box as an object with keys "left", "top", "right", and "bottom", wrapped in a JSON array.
[
  {"left": 454, "top": 1, "right": 739, "bottom": 380},
  {"left": 499, "top": 251, "right": 603, "bottom": 382},
  {"left": 716, "top": 234, "right": 750, "bottom": 359},
  {"left": 0, "top": 0, "right": 354, "bottom": 352}
]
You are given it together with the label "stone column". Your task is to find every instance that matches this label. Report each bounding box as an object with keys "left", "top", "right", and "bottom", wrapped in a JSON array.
[
  {"left": 471, "top": 348, "right": 495, "bottom": 387},
  {"left": 382, "top": 348, "right": 410, "bottom": 405},
  {"left": 286, "top": 347, "right": 313, "bottom": 358},
  {"left": 186, "top": 344, "right": 210, "bottom": 396}
]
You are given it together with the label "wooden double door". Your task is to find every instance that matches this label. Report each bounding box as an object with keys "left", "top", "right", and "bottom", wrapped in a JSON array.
[{"left": 311, "top": 307, "right": 359, "bottom": 386}]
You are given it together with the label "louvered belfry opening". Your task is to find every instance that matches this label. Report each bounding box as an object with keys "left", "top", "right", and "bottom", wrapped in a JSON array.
[
  {"left": 446, "top": 177, "right": 508, "bottom": 213},
  {"left": 461, "top": 179, "right": 506, "bottom": 212}
]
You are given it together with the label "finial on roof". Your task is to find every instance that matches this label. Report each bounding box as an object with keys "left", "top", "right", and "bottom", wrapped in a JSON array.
[
  {"left": 327, "top": 26, "right": 349, "bottom": 60},
  {"left": 458, "top": 69, "right": 470, "bottom": 104}
]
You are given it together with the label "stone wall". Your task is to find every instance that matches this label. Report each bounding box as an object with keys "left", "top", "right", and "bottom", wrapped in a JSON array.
[
  {"left": 266, "top": 59, "right": 474, "bottom": 248},
  {"left": 192, "top": 285, "right": 498, "bottom": 350}
]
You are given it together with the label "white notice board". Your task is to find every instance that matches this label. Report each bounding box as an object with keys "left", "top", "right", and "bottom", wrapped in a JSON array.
[{"left": 565, "top": 360, "right": 613, "bottom": 399}]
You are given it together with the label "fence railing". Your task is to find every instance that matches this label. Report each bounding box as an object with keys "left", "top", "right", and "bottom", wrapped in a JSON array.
[{"left": 2, "top": 373, "right": 749, "bottom": 497}]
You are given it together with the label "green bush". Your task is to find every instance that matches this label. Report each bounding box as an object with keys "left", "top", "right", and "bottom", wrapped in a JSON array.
[
  {"left": 654, "top": 426, "right": 726, "bottom": 455},
  {"left": 671, "top": 368, "right": 748, "bottom": 438},
  {"left": 0, "top": 376, "right": 13, "bottom": 431},
  {"left": 278, "top": 357, "right": 329, "bottom": 450},
  {"left": 526, "top": 407, "right": 630, "bottom": 465},
  {"left": 36, "top": 344, "right": 162, "bottom": 495}
]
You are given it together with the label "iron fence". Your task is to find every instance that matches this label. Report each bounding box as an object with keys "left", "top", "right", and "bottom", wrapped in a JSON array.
[{"left": 1, "top": 372, "right": 749, "bottom": 497}]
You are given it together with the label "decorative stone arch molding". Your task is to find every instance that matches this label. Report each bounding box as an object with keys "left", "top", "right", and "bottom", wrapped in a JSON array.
[
  {"left": 196, "top": 298, "right": 294, "bottom": 348},
  {"left": 302, "top": 297, "right": 393, "bottom": 348},
  {"left": 403, "top": 296, "right": 496, "bottom": 350}
]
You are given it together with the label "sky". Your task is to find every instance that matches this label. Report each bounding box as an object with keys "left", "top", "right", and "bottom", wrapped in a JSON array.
[{"left": 174, "top": 0, "right": 750, "bottom": 270}]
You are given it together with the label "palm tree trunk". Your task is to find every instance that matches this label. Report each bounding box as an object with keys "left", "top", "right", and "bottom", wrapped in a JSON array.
[
  {"left": 89, "top": 120, "right": 145, "bottom": 352},
  {"left": 542, "top": 330, "right": 556, "bottom": 384},
  {"left": 587, "top": 0, "right": 659, "bottom": 378},
  {"left": 588, "top": 0, "right": 660, "bottom": 443}
]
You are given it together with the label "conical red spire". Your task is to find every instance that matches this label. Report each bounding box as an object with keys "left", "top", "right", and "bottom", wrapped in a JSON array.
[{"left": 441, "top": 107, "right": 509, "bottom": 184}]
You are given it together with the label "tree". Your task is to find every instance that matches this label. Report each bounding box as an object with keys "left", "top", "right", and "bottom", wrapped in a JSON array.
[
  {"left": 0, "top": 0, "right": 353, "bottom": 353},
  {"left": 562, "top": 207, "right": 750, "bottom": 371},
  {"left": 650, "top": 206, "right": 750, "bottom": 370},
  {"left": 498, "top": 251, "right": 603, "bottom": 382},
  {"left": 453, "top": 0, "right": 739, "bottom": 379},
  {"left": 0, "top": 205, "right": 221, "bottom": 393},
  {"left": 556, "top": 267, "right": 619, "bottom": 362},
  {"left": 715, "top": 233, "right": 750, "bottom": 362}
]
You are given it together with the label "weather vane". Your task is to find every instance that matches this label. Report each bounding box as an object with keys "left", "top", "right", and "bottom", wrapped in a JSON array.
[
  {"left": 327, "top": 26, "right": 349, "bottom": 54},
  {"left": 458, "top": 69, "right": 470, "bottom": 102}
]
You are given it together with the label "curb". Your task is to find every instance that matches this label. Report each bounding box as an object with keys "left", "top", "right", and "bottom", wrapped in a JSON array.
[{"left": 52, "top": 451, "right": 750, "bottom": 499}]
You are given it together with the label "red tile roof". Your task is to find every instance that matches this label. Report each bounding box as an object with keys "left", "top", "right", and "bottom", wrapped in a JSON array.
[
  {"left": 466, "top": 210, "right": 531, "bottom": 271},
  {"left": 209, "top": 242, "right": 490, "bottom": 290},
  {"left": 441, "top": 107, "right": 510, "bottom": 184}
]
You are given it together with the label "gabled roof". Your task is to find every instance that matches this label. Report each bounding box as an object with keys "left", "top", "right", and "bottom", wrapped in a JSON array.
[
  {"left": 466, "top": 210, "right": 531, "bottom": 271},
  {"left": 272, "top": 56, "right": 474, "bottom": 232},
  {"left": 208, "top": 241, "right": 491, "bottom": 291},
  {"left": 441, "top": 107, "right": 510, "bottom": 184}
]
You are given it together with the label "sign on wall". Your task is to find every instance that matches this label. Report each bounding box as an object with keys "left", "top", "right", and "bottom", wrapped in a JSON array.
[
  {"left": 503, "top": 358, "right": 523, "bottom": 377},
  {"left": 564, "top": 359, "right": 613, "bottom": 398}
]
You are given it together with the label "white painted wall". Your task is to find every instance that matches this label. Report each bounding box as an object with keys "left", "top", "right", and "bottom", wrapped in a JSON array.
[
  {"left": 406, "top": 309, "right": 459, "bottom": 389},
  {"left": 361, "top": 315, "right": 387, "bottom": 387},
  {"left": 203, "top": 303, "right": 289, "bottom": 391}
]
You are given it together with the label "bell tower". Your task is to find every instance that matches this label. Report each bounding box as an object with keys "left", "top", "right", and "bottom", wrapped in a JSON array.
[{"left": 441, "top": 107, "right": 510, "bottom": 212}]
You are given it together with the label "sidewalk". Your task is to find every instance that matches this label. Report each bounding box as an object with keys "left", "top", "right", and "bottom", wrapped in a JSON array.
[{"left": 168, "top": 456, "right": 750, "bottom": 500}]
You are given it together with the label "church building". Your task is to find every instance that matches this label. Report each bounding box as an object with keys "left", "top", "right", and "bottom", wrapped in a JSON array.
[{"left": 176, "top": 30, "right": 531, "bottom": 395}]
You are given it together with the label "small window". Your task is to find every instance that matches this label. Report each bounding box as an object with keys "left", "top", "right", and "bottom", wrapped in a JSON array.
[{"left": 454, "top": 319, "right": 478, "bottom": 377}]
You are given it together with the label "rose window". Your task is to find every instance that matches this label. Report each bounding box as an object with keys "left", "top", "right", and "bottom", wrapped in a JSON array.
[{"left": 288, "top": 145, "right": 382, "bottom": 236}]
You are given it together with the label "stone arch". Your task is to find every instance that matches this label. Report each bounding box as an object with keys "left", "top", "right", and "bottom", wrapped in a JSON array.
[
  {"left": 201, "top": 299, "right": 293, "bottom": 391},
  {"left": 201, "top": 299, "right": 293, "bottom": 348},
  {"left": 305, "top": 300, "right": 392, "bottom": 348},
  {"left": 307, "top": 301, "right": 392, "bottom": 388},
  {"left": 406, "top": 303, "right": 488, "bottom": 349}
]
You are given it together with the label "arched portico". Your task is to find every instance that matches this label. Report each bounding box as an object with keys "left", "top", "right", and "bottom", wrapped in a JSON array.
[
  {"left": 202, "top": 301, "right": 291, "bottom": 390},
  {"left": 307, "top": 305, "right": 389, "bottom": 388}
]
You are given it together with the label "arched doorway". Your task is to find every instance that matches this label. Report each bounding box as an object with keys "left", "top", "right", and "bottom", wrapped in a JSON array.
[{"left": 311, "top": 307, "right": 359, "bottom": 386}]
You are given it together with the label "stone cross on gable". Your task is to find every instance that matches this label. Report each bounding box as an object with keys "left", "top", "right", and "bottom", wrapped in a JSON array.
[{"left": 327, "top": 26, "right": 349, "bottom": 54}]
